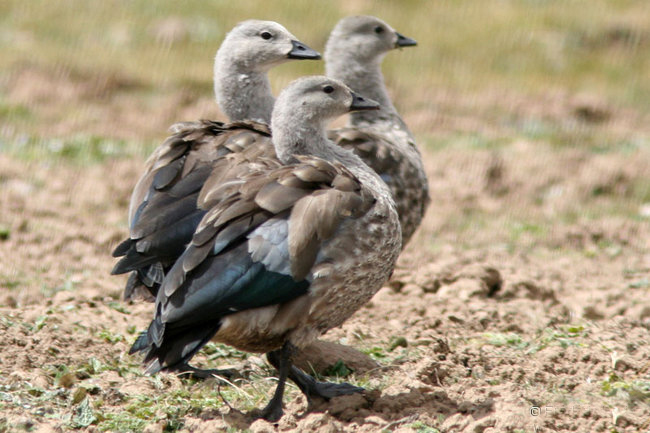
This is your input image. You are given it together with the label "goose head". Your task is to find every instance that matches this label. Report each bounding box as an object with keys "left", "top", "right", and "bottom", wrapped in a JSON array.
[
  {"left": 325, "top": 15, "right": 416, "bottom": 65},
  {"left": 273, "top": 76, "right": 379, "bottom": 128},
  {"left": 218, "top": 20, "right": 321, "bottom": 72}
]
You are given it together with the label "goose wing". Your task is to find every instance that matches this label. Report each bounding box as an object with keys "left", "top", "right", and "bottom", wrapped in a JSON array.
[
  {"left": 131, "top": 155, "right": 376, "bottom": 372},
  {"left": 112, "top": 120, "right": 272, "bottom": 300}
]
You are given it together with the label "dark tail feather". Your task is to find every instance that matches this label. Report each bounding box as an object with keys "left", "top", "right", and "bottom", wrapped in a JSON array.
[
  {"left": 145, "top": 262, "right": 165, "bottom": 286},
  {"left": 123, "top": 272, "right": 142, "bottom": 301},
  {"left": 123, "top": 272, "right": 157, "bottom": 302},
  {"left": 112, "top": 238, "right": 133, "bottom": 257},
  {"left": 129, "top": 329, "right": 152, "bottom": 355},
  {"left": 111, "top": 249, "right": 162, "bottom": 275},
  {"left": 129, "top": 314, "right": 165, "bottom": 355},
  {"left": 141, "top": 322, "right": 222, "bottom": 375}
]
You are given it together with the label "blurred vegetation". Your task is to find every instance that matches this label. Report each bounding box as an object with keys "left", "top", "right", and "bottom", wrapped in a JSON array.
[
  {"left": 0, "top": 0, "right": 648, "bottom": 146},
  {"left": 0, "top": 0, "right": 648, "bottom": 98},
  {"left": 0, "top": 1, "right": 648, "bottom": 241}
]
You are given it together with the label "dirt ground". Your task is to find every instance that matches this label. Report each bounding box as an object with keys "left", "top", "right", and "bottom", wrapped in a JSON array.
[{"left": 1, "top": 66, "right": 650, "bottom": 432}]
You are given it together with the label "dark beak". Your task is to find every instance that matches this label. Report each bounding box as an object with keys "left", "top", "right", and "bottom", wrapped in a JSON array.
[
  {"left": 288, "top": 40, "right": 321, "bottom": 60},
  {"left": 395, "top": 32, "right": 417, "bottom": 48},
  {"left": 350, "top": 92, "right": 380, "bottom": 112}
]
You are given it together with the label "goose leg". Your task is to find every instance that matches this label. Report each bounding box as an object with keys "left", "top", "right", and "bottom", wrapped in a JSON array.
[
  {"left": 287, "top": 366, "right": 364, "bottom": 402},
  {"left": 261, "top": 342, "right": 293, "bottom": 422},
  {"left": 168, "top": 363, "right": 237, "bottom": 380},
  {"left": 266, "top": 346, "right": 364, "bottom": 404}
]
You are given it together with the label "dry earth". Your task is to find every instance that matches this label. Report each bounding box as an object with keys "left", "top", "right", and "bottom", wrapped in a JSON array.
[{"left": 1, "top": 66, "right": 650, "bottom": 433}]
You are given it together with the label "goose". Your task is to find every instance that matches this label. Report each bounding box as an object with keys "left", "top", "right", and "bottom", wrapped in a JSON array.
[
  {"left": 129, "top": 76, "right": 402, "bottom": 421},
  {"left": 326, "top": 15, "right": 430, "bottom": 247},
  {"left": 112, "top": 20, "right": 320, "bottom": 302}
]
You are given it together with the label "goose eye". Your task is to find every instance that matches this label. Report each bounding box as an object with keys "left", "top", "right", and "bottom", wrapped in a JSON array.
[
  {"left": 374, "top": 26, "right": 384, "bottom": 34},
  {"left": 323, "top": 85, "right": 334, "bottom": 94},
  {"left": 261, "top": 31, "right": 272, "bottom": 40}
]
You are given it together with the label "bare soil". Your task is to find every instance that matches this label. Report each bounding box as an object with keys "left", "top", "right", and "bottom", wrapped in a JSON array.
[{"left": 1, "top": 66, "right": 649, "bottom": 432}]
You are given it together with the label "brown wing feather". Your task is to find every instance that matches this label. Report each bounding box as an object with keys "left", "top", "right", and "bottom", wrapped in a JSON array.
[
  {"left": 127, "top": 120, "right": 272, "bottom": 229},
  {"left": 118, "top": 119, "right": 272, "bottom": 300},
  {"left": 198, "top": 141, "right": 277, "bottom": 208},
  {"left": 254, "top": 181, "right": 312, "bottom": 214},
  {"left": 288, "top": 183, "right": 370, "bottom": 280},
  {"left": 165, "top": 156, "right": 376, "bottom": 297},
  {"left": 287, "top": 161, "right": 374, "bottom": 279}
]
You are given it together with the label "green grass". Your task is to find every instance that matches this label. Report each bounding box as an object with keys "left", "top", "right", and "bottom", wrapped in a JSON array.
[
  {"left": 202, "top": 342, "right": 249, "bottom": 362},
  {"left": 97, "top": 329, "right": 125, "bottom": 345},
  {"left": 0, "top": 305, "right": 289, "bottom": 431},
  {"left": 483, "top": 332, "right": 528, "bottom": 349},
  {"left": 0, "top": 100, "right": 32, "bottom": 121},
  {"left": 0, "top": 332, "right": 249, "bottom": 432},
  {"left": 0, "top": 135, "right": 158, "bottom": 165},
  {"left": 321, "top": 360, "right": 354, "bottom": 378},
  {"left": 406, "top": 421, "right": 441, "bottom": 433},
  {"left": 601, "top": 373, "right": 650, "bottom": 404},
  {"left": 476, "top": 324, "right": 591, "bottom": 355}
]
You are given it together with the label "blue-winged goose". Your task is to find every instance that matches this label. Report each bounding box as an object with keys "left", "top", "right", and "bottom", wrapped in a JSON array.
[
  {"left": 129, "top": 76, "right": 402, "bottom": 421},
  {"left": 326, "top": 15, "right": 430, "bottom": 247},
  {"left": 112, "top": 20, "right": 320, "bottom": 302}
]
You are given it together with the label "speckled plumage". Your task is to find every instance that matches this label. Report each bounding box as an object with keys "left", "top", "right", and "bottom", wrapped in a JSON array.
[
  {"left": 130, "top": 77, "right": 401, "bottom": 419},
  {"left": 330, "top": 124, "right": 428, "bottom": 247},
  {"left": 326, "top": 15, "right": 430, "bottom": 246}
]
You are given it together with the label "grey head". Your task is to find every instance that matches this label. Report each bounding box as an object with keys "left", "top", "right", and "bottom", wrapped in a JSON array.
[
  {"left": 217, "top": 20, "right": 320, "bottom": 72},
  {"left": 271, "top": 76, "right": 379, "bottom": 164},
  {"left": 325, "top": 15, "right": 415, "bottom": 66},
  {"left": 324, "top": 16, "right": 416, "bottom": 125},
  {"left": 214, "top": 20, "right": 321, "bottom": 123}
]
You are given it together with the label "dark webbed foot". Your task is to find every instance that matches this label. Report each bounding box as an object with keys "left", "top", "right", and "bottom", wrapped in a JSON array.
[
  {"left": 266, "top": 346, "right": 364, "bottom": 405},
  {"left": 288, "top": 365, "right": 364, "bottom": 402},
  {"left": 167, "top": 363, "right": 237, "bottom": 380},
  {"left": 260, "top": 394, "right": 285, "bottom": 422}
]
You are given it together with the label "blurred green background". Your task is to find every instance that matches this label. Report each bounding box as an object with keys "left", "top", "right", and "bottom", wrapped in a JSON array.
[{"left": 1, "top": 0, "right": 649, "bottom": 161}]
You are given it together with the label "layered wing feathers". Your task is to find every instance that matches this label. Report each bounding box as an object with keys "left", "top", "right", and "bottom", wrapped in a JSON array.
[
  {"left": 112, "top": 120, "right": 272, "bottom": 300},
  {"left": 131, "top": 156, "right": 376, "bottom": 370}
]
